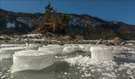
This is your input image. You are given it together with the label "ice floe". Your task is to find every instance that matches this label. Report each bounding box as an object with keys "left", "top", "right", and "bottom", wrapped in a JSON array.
[
  {"left": 0, "top": 44, "right": 25, "bottom": 48},
  {"left": 38, "top": 46, "right": 63, "bottom": 55},
  {"left": 26, "top": 43, "right": 42, "bottom": 50},
  {"left": 11, "top": 50, "right": 54, "bottom": 73},
  {"left": 0, "top": 47, "right": 26, "bottom": 60},
  {"left": 90, "top": 46, "right": 113, "bottom": 61},
  {"left": 112, "top": 46, "right": 128, "bottom": 54}
]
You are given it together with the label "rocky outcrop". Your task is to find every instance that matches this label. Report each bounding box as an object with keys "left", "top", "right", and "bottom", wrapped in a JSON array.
[{"left": 112, "top": 37, "right": 127, "bottom": 45}]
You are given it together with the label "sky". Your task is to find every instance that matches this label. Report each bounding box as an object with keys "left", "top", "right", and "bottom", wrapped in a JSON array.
[{"left": 0, "top": 0, "right": 135, "bottom": 25}]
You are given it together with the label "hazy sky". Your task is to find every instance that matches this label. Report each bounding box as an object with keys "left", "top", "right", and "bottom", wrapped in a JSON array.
[{"left": 0, "top": 0, "right": 135, "bottom": 25}]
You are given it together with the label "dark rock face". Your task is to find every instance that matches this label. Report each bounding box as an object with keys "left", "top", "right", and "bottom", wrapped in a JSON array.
[{"left": 0, "top": 9, "right": 135, "bottom": 39}]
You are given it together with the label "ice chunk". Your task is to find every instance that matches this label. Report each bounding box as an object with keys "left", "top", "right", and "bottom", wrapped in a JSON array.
[
  {"left": 0, "top": 44, "right": 25, "bottom": 47},
  {"left": 38, "top": 46, "right": 63, "bottom": 55},
  {"left": 90, "top": 46, "right": 113, "bottom": 61},
  {"left": 126, "top": 69, "right": 132, "bottom": 74},
  {"left": 46, "top": 44, "right": 60, "bottom": 47},
  {"left": 26, "top": 43, "right": 42, "bottom": 50},
  {"left": 0, "top": 47, "right": 26, "bottom": 60},
  {"left": 112, "top": 46, "right": 128, "bottom": 54},
  {"left": 12, "top": 50, "right": 54, "bottom": 73},
  {"left": 65, "top": 55, "right": 98, "bottom": 66},
  {"left": 82, "top": 44, "right": 94, "bottom": 52},
  {"left": 62, "top": 46, "right": 80, "bottom": 54}
]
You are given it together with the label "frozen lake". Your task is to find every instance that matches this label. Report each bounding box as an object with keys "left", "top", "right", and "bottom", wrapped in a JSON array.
[{"left": 0, "top": 41, "right": 135, "bottom": 79}]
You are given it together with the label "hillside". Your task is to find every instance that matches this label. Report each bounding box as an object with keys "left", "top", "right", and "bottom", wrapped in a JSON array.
[{"left": 0, "top": 9, "right": 135, "bottom": 40}]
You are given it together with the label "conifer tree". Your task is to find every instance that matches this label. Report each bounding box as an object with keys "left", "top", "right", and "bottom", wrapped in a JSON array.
[{"left": 40, "top": 2, "right": 69, "bottom": 34}]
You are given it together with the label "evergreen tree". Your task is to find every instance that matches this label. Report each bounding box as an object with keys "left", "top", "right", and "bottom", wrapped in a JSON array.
[
  {"left": 31, "top": 18, "right": 37, "bottom": 29},
  {"left": 40, "top": 2, "right": 69, "bottom": 34}
]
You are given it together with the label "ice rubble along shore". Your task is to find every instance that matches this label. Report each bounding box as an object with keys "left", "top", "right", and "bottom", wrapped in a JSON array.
[
  {"left": 62, "top": 46, "right": 80, "bottom": 54},
  {"left": 26, "top": 43, "right": 42, "bottom": 50},
  {"left": 11, "top": 50, "right": 55, "bottom": 73},
  {"left": 38, "top": 45, "right": 63, "bottom": 55},
  {"left": 0, "top": 44, "right": 26, "bottom": 47}
]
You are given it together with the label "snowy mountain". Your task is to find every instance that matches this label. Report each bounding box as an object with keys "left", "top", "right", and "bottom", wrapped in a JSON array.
[
  {"left": 69, "top": 14, "right": 105, "bottom": 27},
  {"left": 0, "top": 9, "right": 135, "bottom": 39}
]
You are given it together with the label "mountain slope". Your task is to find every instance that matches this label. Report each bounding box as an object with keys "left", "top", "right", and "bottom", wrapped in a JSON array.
[{"left": 0, "top": 9, "right": 135, "bottom": 39}]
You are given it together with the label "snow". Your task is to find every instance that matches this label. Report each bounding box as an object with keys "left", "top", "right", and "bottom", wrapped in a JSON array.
[
  {"left": 24, "top": 39, "right": 44, "bottom": 42},
  {"left": 90, "top": 46, "right": 113, "bottom": 61},
  {"left": 69, "top": 15, "right": 103, "bottom": 28},
  {"left": 22, "top": 34, "right": 42, "bottom": 38},
  {"left": 6, "top": 22, "right": 15, "bottom": 28},
  {"left": 17, "top": 17, "right": 32, "bottom": 27},
  {"left": 16, "top": 17, "right": 43, "bottom": 27},
  {"left": 12, "top": 50, "right": 55, "bottom": 73}
]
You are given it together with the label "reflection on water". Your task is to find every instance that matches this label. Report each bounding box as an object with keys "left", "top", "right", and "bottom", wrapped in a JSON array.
[
  {"left": 0, "top": 58, "right": 93, "bottom": 79},
  {"left": 0, "top": 59, "right": 12, "bottom": 79},
  {"left": 11, "top": 61, "right": 91, "bottom": 79},
  {"left": 0, "top": 59, "right": 13, "bottom": 68},
  {"left": 11, "top": 61, "right": 71, "bottom": 79}
]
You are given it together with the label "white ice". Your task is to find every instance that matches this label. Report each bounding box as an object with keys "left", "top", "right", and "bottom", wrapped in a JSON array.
[
  {"left": 80, "top": 44, "right": 94, "bottom": 52},
  {"left": 62, "top": 45, "right": 80, "bottom": 54},
  {"left": 12, "top": 50, "right": 54, "bottom": 73},
  {"left": 90, "top": 45, "right": 113, "bottom": 61},
  {"left": 0, "top": 47, "right": 26, "bottom": 60},
  {"left": 38, "top": 45, "right": 64, "bottom": 55},
  {"left": 112, "top": 46, "right": 128, "bottom": 54},
  {"left": 26, "top": 43, "right": 42, "bottom": 50},
  {"left": 0, "top": 44, "right": 25, "bottom": 48},
  {"left": 64, "top": 55, "right": 135, "bottom": 79}
]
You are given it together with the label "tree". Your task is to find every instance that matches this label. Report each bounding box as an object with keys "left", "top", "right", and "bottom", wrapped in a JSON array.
[
  {"left": 44, "top": 2, "right": 53, "bottom": 23},
  {"left": 31, "top": 18, "right": 38, "bottom": 29},
  {"left": 40, "top": 2, "right": 69, "bottom": 34}
]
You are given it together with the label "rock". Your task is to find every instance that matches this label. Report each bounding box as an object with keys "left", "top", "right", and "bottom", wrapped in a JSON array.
[
  {"left": 95, "top": 37, "right": 127, "bottom": 46},
  {"left": 75, "top": 35, "right": 84, "bottom": 41},
  {"left": 120, "top": 41, "right": 126, "bottom": 45},
  {"left": 113, "top": 37, "right": 126, "bottom": 45}
]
